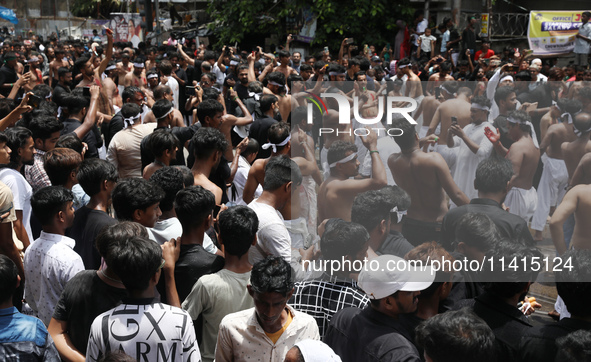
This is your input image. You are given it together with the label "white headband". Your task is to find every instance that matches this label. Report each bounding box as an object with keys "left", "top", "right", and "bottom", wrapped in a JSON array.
[
  {"left": 156, "top": 107, "right": 174, "bottom": 120},
  {"left": 261, "top": 134, "right": 291, "bottom": 153},
  {"left": 105, "top": 65, "right": 116, "bottom": 71},
  {"left": 230, "top": 60, "right": 239, "bottom": 66},
  {"left": 390, "top": 206, "right": 407, "bottom": 223},
  {"left": 329, "top": 152, "right": 358, "bottom": 168},
  {"left": 147, "top": 73, "right": 159, "bottom": 79},
  {"left": 507, "top": 116, "right": 539, "bottom": 148},
  {"left": 440, "top": 85, "right": 456, "bottom": 96},
  {"left": 46, "top": 92, "right": 52, "bottom": 99},
  {"left": 28, "top": 56, "right": 39, "bottom": 62},
  {"left": 268, "top": 81, "right": 284, "bottom": 88},
  {"left": 133, "top": 62, "right": 144, "bottom": 68},
  {"left": 397, "top": 64, "right": 409, "bottom": 69},
  {"left": 328, "top": 72, "right": 346, "bottom": 76},
  {"left": 575, "top": 124, "right": 591, "bottom": 137},
  {"left": 123, "top": 114, "right": 141, "bottom": 128},
  {"left": 500, "top": 75, "right": 514, "bottom": 83},
  {"left": 471, "top": 103, "right": 490, "bottom": 112}
]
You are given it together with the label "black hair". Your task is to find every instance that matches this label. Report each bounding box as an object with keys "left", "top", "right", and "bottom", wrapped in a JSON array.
[
  {"left": 389, "top": 117, "right": 417, "bottom": 150},
  {"left": 74, "top": 56, "right": 90, "bottom": 71},
  {"left": 32, "top": 84, "right": 52, "bottom": 100},
  {"left": 65, "top": 94, "right": 90, "bottom": 115},
  {"left": 196, "top": 99, "right": 224, "bottom": 124},
  {"left": 219, "top": 205, "right": 259, "bottom": 257},
  {"left": 263, "top": 155, "right": 302, "bottom": 191},
  {"left": 300, "top": 64, "right": 312, "bottom": 73},
  {"left": 313, "top": 60, "right": 326, "bottom": 70},
  {"left": 352, "top": 190, "right": 394, "bottom": 232},
  {"left": 152, "top": 99, "right": 173, "bottom": 119},
  {"left": 31, "top": 186, "right": 74, "bottom": 225},
  {"left": 109, "top": 236, "right": 162, "bottom": 292},
  {"left": 474, "top": 158, "right": 513, "bottom": 194},
  {"left": 122, "top": 86, "right": 142, "bottom": 103},
  {"left": 0, "top": 99, "right": 14, "bottom": 120},
  {"left": 55, "top": 134, "right": 84, "bottom": 154},
  {"left": 266, "top": 71, "right": 286, "bottom": 87},
  {"left": 150, "top": 130, "right": 178, "bottom": 158},
  {"left": 508, "top": 110, "right": 532, "bottom": 133},
  {"left": 57, "top": 67, "right": 71, "bottom": 79},
  {"left": 5, "top": 126, "right": 32, "bottom": 168},
  {"left": 440, "top": 61, "right": 452, "bottom": 72},
  {"left": 353, "top": 71, "right": 366, "bottom": 81},
  {"left": 556, "top": 330, "right": 591, "bottom": 362},
  {"left": 191, "top": 127, "right": 228, "bottom": 160},
  {"left": 174, "top": 185, "right": 215, "bottom": 230},
  {"left": 43, "top": 148, "right": 83, "bottom": 186},
  {"left": 455, "top": 213, "right": 500, "bottom": 253},
  {"left": 159, "top": 60, "right": 173, "bottom": 75},
  {"left": 493, "top": 85, "right": 515, "bottom": 105},
  {"left": 28, "top": 116, "right": 63, "bottom": 141},
  {"left": 149, "top": 166, "right": 184, "bottom": 212},
  {"left": 203, "top": 51, "right": 216, "bottom": 61},
  {"left": 482, "top": 240, "right": 543, "bottom": 297},
  {"left": 259, "top": 94, "right": 279, "bottom": 113},
  {"left": 0, "top": 254, "right": 18, "bottom": 304},
  {"left": 267, "top": 122, "right": 290, "bottom": 151},
  {"left": 380, "top": 186, "right": 411, "bottom": 222},
  {"left": 96, "top": 221, "right": 149, "bottom": 263},
  {"left": 0, "top": 131, "right": 6, "bottom": 145},
  {"left": 415, "top": 308, "right": 496, "bottom": 362},
  {"left": 348, "top": 57, "right": 360, "bottom": 68},
  {"left": 555, "top": 250, "right": 591, "bottom": 318},
  {"left": 514, "top": 71, "right": 532, "bottom": 81},
  {"left": 250, "top": 256, "right": 294, "bottom": 296},
  {"left": 398, "top": 57, "right": 411, "bottom": 68},
  {"left": 112, "top": 178, "right": 165, "bottom": 221},
  {"left": 326, "top": 141, "right": 357, "bottom": 166},
  {"left": 77, "top": 158, "right": 118, "bottom": 197},
  {"left": 153, "top": 85, "right": 171, "bottom": 100},
  {"left": 290, "top": 106, "right": 307, "bottom": 127},
  {"left": 321, "top": 219, "right": 369, "bottom": 261}
]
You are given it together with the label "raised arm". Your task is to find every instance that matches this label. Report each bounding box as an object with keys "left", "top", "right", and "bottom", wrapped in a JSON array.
[
  {"left": 72, "top": 85, "right": 101, "bottom": 140},
  {"left": 177, "top": 43, "right": 195, "bottom": 66},
  {"left": 549, "top": 186, "right": 579, "bottom": 255},
  {"left": 96, "top": 28, "right": 113, "bottom": 79},
  {"left": 0, "top": 91, "right": 32, "bottom": 131}
]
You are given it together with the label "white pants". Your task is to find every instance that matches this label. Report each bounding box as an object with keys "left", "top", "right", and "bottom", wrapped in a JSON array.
[
  {"left": 531, "top": 155, "right": 568, "bottom": 231},
  {"left": 320, "top": 146, "right": 329, "bottom": 180},
  {"left": 505, "top": 186, "right": 538, "bottom": 222}
]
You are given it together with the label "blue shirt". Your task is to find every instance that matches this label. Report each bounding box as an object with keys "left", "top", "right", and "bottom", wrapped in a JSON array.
[{"left": 0, "top": 307, "right": 60, "bottom": 361}]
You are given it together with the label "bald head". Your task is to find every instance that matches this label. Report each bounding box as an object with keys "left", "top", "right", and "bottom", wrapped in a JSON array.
[{"left": 574, "top": 112, "right": 591, "bottom": 136}]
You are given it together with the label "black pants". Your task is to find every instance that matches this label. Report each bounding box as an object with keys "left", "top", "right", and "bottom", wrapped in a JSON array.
[{"left": 402, "top": 217, "right": 442, "bottom": 247}]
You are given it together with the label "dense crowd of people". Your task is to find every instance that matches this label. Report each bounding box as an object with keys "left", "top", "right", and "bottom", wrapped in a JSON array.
[{"left": 0, "top": 9, "right": 590, "bottom": 362}]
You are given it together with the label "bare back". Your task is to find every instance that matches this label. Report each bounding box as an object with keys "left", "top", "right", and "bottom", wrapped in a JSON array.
[
  {"left": 420, "top": 96, "right": 441, "bottom": 131},
  {"left": 432, "top": 98, "right": 471, "bottom": 144},
  {"left": 562, "top": 138, "right": 591, "bottom": 181},
  {"left": 406, "top": 73, "right": 423, "bottom": 99},
  {"left": 544, "top": 123, "right": 576, "bottom": 159},
  {"left": 388, "top": 151, "right": 451, "bottom": 222},
  {"left": 317, "top": 177, "right": 356, "bottom": 222},
  {"left": 571, "top": 185, "right": 591, "bottom": 250},
  {"left": 507, "top": 136, "right": 540, "bottom": 189}
]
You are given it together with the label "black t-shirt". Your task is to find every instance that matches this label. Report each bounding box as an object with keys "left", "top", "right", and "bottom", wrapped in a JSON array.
[
  {"left": 235, "top": 83, "right": 250, "bottom": 101},
  {"left": 157, "top": 244, "right": 224, "bottom": 304},
  {"left": 68, "top": 207, "right": 117, "bottom": 270},
  {"left": 376, "top": 231, "right": 414, "bottom": 258},
  {"left": 53, "top": 270, "right": 128, "bottom": 354},
  {"left": 53, "top": 83, "right": 71, "bottom": 108},
  {"left": 0, "top": 64, "right": 17, "bottom": 97},
  {"left": 61, "top": 118, "right": 100, "bottom": 159},
  {"left": 462, "top": 27, "right": 478, "bottom": 51},
  {"left": 103, "top": 111, "right": 125, "bottom": 149}
]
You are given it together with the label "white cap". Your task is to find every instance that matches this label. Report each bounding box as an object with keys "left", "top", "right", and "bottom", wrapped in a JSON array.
[
  {"left": 358, "top": 255, "right": 435, "bottom": 299},
  {"left": 531, "top": 58, "right": 542, "bottom": 66}
]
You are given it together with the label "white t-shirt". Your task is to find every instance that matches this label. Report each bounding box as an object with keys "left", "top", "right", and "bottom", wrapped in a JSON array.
[
  {"left": 420, "top": 34, "right": 436, "bottom": 53},
  {"left": 247, "top": 200, "right": 291, "bottom": 264},
  {"left": 0, "top": 168, "right": 33, "bottom": 242},
  {"left": 212, "top": 63, "right": 226, "bottom": 88},
  {"left": 86, "top": 302, "right": 201, "bottom": 362},
  {"left": 147, "top": 217, "right": 219, "bottom": 254},
  {"left": 229, "top": 157, "right": 262, "bottom": 206},
  {"left": 414, "top": 19, "right": 428, "bottom": 46}
]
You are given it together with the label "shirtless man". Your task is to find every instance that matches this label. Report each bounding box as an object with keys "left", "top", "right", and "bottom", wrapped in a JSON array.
[
  {"left": 143, "top": 85, "right": 187, "bottom": 128},
  {"left": 414, "top": 94, "right": 440, "bottom": 138},
  {"left": 243, "top": 122, "right": 292, "bottom": 205},
  {"left": 427, "top": 82, "right": 471, "bottom": 171},
  {"left": 262, "top": 71, "right": 292, "bottom": 121},
  {"left": 319, "top": 108, "right": 354, "bottom": 178},
  {"left": 487, "top": 110, "right": 540, "bottom": 221},
  {"left": 531, "top": 100, "right": 580, "bottom": 240},
  {"left": 124, "top": 57, "right": 147, "bottom": 89},
  {"left": 539, "top": 103, "right": 563, "bottom": 141},
  {"left": 75, "top": 29, "right": 114, "bottom": 121},
  {"left": 116, "top": 52, "right": 133, "bottom": 94},
  {"left": 190, "top": 127, "right": 228, "bottom": 205},
  {"left": 570, "top": 152, "right": 591, "bottom": 186},
  {"left": 102, "top": 61, "right": 121, "bottom": 109},
  {"left": 353, "top": 72, "right": 379, "bottom": 119},
  {"left": 397, "top": 58, "right": 423, "bottom": 100},
  {"left": 550, "top": 183, "right": 591, "bottom": 254},
  {"left": 317, "top": 130, "right": 387, "bottom": 223},
  {"left": 562, "top": 112, "right": 591, "bottom": 184},
  {"left": 388, "top": 118, "right": 469, "bottom": 246},
  {"left": 426, "top": 61, "right": 454, "bottom": 95},
  {"left": 273, "top": 50, "right": 298, "bottom": 80},
  {"left": 49, "top": 48, "right": 70, "bottom": 88}
]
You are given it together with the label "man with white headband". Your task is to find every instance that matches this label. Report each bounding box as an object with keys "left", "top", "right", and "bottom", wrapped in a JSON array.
[
  {"left": 447, "top": 96, "right": 494, "bottom": 201},
  {"left": 115, "top": 51, "right": 133, "bottom": 95},
  {"left": 273, "top": 49, "right": 298, "bottom": 80},
  {"left": 487, "top": 110, "right": 539, "bottom": 221},
  {"left": 318, "top": 131, "right": 387, "bottom": 223},
  {"left": 397, "top": 58, "right": 423, "bottom": 100},
  {"left": 389, "top": 118, "right": 469, "bottom": 246},
  {"left": 325, "top": 254, "right": 434, "bottom": 362},
  {"left": 491, "top": 85, "right": 519, "bottom": 150},
  {"left": 531, "top": 99, "right": 579, "bottom": 241},
  {"left": 124, "top": 56, "right": 147, "bottom": 89},
  {"left": 263, "top": 71, "right": 292, "bottom": 121},
  {"left": 427, "top": 82, "right": 471, "bottom": 172}
]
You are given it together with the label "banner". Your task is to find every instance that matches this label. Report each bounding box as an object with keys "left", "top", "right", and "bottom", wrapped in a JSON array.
[
  {"left": 528, "top": 10, "right": 586, "bottom": 56},
  {"left": 0, "top": 6, "right": 18, "bottom": 25},
  {"left": 480, "top": 13, "right": 489, "bottom": 37},
  {"left": 109, "top": 13, "right": 143, "bottom": 48}
]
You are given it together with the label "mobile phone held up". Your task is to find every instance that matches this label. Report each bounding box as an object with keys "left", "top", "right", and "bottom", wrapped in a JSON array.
[
  {"left": 83, "top": 87, "right": 91, "bottom": 98},
  {"left": 28, "top": 94, "right": 42, "bottom": 109},
  {"left": 186, "top": 86, "right": 196, "bottom": 96},
  {"left": 451, "top": 116, "right": 458, "bottom": 126}
]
